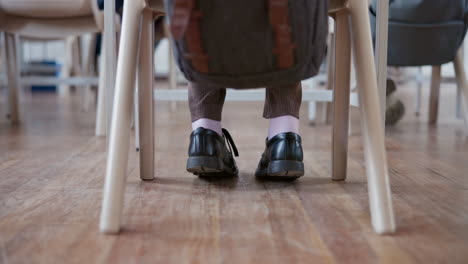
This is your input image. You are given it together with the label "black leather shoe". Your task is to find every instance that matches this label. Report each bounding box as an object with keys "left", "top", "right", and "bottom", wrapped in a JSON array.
[
  {"left": 187, "top": 127, "right": 239, "bottom": 177},
  {"left": 255, "top": 132, "right": 304, "bottom": 179}
]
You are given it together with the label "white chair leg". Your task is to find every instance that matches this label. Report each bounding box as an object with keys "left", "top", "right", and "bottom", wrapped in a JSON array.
[
  {"left": 95, "top": 48, "right": 107, "bottom": 136},
  {"left": 59, "top": 37, "right": 75, "bottom": 98},
  {"left": 72, "top": 36, "right": 85, "bottom": 102},
  {"left": 415, "top": 67, "right": 423, "bottom": 116},
  {"left": 83, "top": 34, "right": 98, "bottom": 112},
  {"left": 374, "top": 0, "right": 390, "bottom": 122},
  {"left": 134, "top": 86, "right": 140, "bottom": 150},
  {"left": 4, "top": 33, "right": 20, "bottom": 124},
  {"left": 138, "top": 10, "right": 156, "bottom": 181},
  {"left": 74, "top": 35, "right": 97, "bottom": 111},
  {"left": 428, "top": 65, "right": 441, "bottom": 125},
  {"left": 456, "top": 84, "right": 462, "bottom": 119},
  {"left": 310, "top": 33, "right": 335, "bottom": 125},
  {"left": 324, "top": 32, "right": 336, "bottom": 125},
  {"left": 453, "top": 49, "right": 468, "bottom": 134},
  {"left": 348, "top": 0, "right": 395, "bottom": 234},
  {"left": 99, "top": 0, "right": 145, "bottom": 234},
  {"left": 331, "top": 11, "right": 351, "bottom": 181},
  {"left": 456, "top": 45, "right": 465, "bottom": 119},
  {"left": 308, "top": 101, "right": 317, "bottom": 123},
  {"left": 168, "top": 38, "right": 177, "bottom": 91},
  {"left": 316, "top": 102, "right": 328, "bottom": 124},
  {"left": 168, "top": 32, "right": 178, "bottom": 111},
  {"left": 305, "top": 78, "right": 318, "bottom": 123}
]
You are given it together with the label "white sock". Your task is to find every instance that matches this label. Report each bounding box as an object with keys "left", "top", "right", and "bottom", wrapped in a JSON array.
[
  {"left": 192, "top": 118, "right": 222, "bottom": 136},
  {"left": 268, "top": 115, "right": 299, "bottom": 140}
]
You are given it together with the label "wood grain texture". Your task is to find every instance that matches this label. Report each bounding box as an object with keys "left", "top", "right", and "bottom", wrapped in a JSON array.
[{"left": 0, "top": 83, "right": 467, "bottom": 263}]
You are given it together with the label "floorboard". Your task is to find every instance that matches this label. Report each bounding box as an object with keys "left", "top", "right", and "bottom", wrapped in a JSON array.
[{"left": 0, "top": 83, "right": 467, "bottom": 263}]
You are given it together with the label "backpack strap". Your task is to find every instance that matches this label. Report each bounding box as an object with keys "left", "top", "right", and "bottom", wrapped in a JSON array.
[
  {"left": 170, "top": 0, "right": 209, "bottom": 73},
  {"left": 268, "top": 0, "right": 296, "bottom": 69}
]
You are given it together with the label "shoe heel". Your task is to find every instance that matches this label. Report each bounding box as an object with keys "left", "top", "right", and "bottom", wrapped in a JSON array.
[
  {"left": 267, "top": 160, "right": 304, "bottom": 178},
  {"left": 186, "top": 156, "right": 223, "bottom": 174}
]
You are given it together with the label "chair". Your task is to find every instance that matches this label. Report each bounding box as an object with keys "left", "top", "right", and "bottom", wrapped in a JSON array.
[
  {"left": 100, "top": 0, "right": 396, "bottom": 234},
  {"left": 0, "top": 0, "right": 106, "bottom": 132},
  {"left": 428, "top": 52, "right": 468, "bottom": 129}
]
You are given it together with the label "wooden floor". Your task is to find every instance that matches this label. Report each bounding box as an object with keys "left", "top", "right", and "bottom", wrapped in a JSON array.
[{"left": 1, "top": 83, "right": 467, "bottom": 264}]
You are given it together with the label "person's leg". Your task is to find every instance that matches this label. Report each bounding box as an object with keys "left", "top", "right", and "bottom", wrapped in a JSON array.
[
  {"left": 263, "top": 82, "right": 302, "bottom": 139},
  {"left": 188, "top": 82, "right": 226, "bottom": 135},
  {"left": 385, "top": 78, "right": 405, "bottom": 126},
  {"left": 187, "top": 82, "right": 238, "bottom": 177},
  {"left": 256, "top": 82, "right": 304, "bottom": 179}
]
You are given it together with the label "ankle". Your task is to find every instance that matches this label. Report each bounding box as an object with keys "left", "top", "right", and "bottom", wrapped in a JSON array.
[
  {"left": 268, "top": 115, "right": 299, "bottom": 140},
  {"left": 192, "top": 118, "right": 222, "bottom": 136}
]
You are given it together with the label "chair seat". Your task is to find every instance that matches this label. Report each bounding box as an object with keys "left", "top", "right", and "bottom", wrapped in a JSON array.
[
  {"left": 0, "top": 14, "right": 99, "bottom": 39},
  {"left": 147, "top": 0, "right": 164, "bottom": 12},
  {"left": 0, "top": 0, "right": 93, "bottom": 18},
  {"left": 328, "top": 0, "right": 350, "bottom": 14}
]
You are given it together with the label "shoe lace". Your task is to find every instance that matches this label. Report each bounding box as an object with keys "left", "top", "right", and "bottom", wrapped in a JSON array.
[{"left": 222, "top": 128, "right": 239, "bottom": 157}]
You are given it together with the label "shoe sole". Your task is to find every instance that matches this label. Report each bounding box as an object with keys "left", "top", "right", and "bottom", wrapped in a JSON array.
[
  {"left": 255, "top": 160, "right": 304, "bottom": 180},
  {"left": 187, "top": 156, "right": 237, "bottom": 177}
]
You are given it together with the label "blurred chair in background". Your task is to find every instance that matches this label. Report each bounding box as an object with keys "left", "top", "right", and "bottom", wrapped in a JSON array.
[
  {"left": 370, "top": 0, "right": 468, "bottom": 129},
  {"left": 0, "top": 0, "right": 106, "bottom": 131}
]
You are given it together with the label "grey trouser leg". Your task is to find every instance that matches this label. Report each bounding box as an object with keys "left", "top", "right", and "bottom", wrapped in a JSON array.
[{"left": 189, "top": 82, "right": 302, "bottom": 122}]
